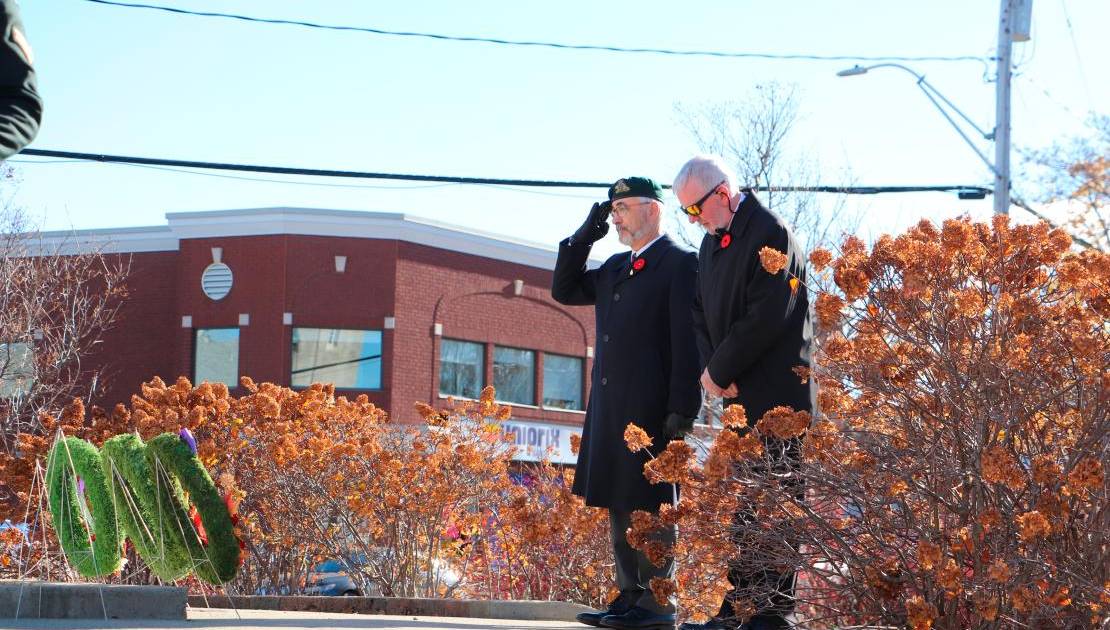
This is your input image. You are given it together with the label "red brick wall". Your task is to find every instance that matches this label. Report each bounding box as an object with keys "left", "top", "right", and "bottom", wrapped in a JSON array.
[
  {"left": 89, "top": 251, "right": 180, "bottom": 410},
  {"left": 391, "top": 242, "right": 594, "bottom": 426},
  {"left": 279, "top": 235, "right": 398, "bottom": 411},
  {"left": 177, "top": 236, "right": 288, "bottom": 386},
  {"left": 88, "top": 235, "right": 594, "bottom": 432}
]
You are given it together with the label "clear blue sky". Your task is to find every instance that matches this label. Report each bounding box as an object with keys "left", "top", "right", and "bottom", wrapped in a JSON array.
[{"left": 9, "top": 0, "right": 1108, "bottom": 259}]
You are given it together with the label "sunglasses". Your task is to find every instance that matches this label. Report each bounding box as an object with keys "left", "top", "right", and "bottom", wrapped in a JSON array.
[{"left": 681, "top": 180, "right": 727, "bottom": 217}]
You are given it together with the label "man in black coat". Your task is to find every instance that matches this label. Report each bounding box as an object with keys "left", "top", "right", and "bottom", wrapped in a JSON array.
[
  {"left": 552, "top": 176, "right": 701, "bottom": 630},
  {"left": 673, "top": 156, "right": 814, "bottom": 630},
  {"left": 0, "top": 0, "right": 41, "bottom": 160}
]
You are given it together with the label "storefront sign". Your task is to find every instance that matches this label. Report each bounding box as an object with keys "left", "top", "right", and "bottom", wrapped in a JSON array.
[{"left": 501, "top": 419, "right": 582, "bottom": 465}]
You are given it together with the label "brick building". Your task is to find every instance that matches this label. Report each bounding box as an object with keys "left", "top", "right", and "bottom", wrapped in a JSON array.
[{"left": 43, "top": 208, "right": 598, "bottom": 464}]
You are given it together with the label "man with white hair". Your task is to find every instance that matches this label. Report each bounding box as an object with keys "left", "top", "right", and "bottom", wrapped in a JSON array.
[
  {"left": 673, "top": 156, "right": 814, "bottom": 630},
  {"left": 553, "top": 176, "right": 701, "bottom": 630}
]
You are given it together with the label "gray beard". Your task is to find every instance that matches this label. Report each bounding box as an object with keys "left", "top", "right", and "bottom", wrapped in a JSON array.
[{"left": 618, "top": 227, "right": 641, "bottom": 247}]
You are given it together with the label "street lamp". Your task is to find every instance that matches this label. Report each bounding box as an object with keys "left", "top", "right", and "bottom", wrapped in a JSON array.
[{"left": 837, "top": 63, "right": 1006, "bottom": 214}]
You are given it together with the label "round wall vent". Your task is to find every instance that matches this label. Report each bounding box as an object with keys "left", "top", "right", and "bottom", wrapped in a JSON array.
[{"left": 201, "top": 263, "right": 233, "bottom": 300}]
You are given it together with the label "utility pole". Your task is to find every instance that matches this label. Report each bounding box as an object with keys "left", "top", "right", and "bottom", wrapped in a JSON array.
[
  {"left": 996, "top": 0, "right": 1033, "bottom": 215},
  {"left": 839, "top": 1, "right": 1031, "bottom": 215},
  {"left": 994, "top": 0, "right": 1014, "bottom": 215}
]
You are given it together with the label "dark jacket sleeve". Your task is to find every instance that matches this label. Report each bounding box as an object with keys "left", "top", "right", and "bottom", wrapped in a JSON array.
[
  {"left": 706, "top": 223, "right": 803, "bottom": 387},
  {"left": 551, "top": 238, "right": 599, "bottom": 306},
  {"left": 0, "top": 0, "right": 41, "bottom": 160},
  {"left": 668, "top": 252, "right": 702, "bottom": 417},
  {"left": 691, "top": 272, "right": 713, "bottom": 371}
]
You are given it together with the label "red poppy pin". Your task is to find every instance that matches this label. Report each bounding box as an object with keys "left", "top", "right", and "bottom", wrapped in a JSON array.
[
  {"left": 632, "top": 258, "right": 646, "bottom": 271},
  {"left": 720, "top": 234, "right": 732, "bottom": 248}
]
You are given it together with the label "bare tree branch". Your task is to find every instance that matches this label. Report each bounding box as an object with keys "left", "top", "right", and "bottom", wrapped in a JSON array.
[
  {"left": 0, "top": 178, "right": 129, "bottom": 510},
  {"left": 673, "top": 83, "right": 862, "bottom": 252},
  {"left": 1023, "top": 113, "right": 1109, "bottom": 252}
]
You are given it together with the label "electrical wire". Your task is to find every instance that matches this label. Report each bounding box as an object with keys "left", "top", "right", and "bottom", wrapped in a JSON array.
[
  {"left": 22, "top": 160, "right": 461, "bottom": 191},
  {"left": 18, "top": 149, "right": 993, "bottom": 197},
  {"left": 19, "top": 149, "right": 613, "bottom": 188},
  {"left": 1015, "top": 74, "right": 1085, "bottom": 122},
  {"left": 1058, "top": 0, "right": 1093, "bottom": 113},
  {"left": 10, "top": 158, "right": 599, "bottom": 198},
  {"left": 79, "top": 0, "right": 992, "bottom": 65}
]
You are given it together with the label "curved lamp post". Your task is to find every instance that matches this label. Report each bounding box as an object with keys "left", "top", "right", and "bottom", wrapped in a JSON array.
[{"left": 837, "top": 63, "right": 1006, "bottom": 213}]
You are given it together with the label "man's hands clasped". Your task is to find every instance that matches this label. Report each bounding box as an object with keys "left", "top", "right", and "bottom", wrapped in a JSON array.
[{"left": 700, "top": 368, "right": 738, "bottom": 399}]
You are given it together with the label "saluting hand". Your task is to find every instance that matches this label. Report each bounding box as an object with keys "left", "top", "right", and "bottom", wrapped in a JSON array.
[
  {"left": 700, "top": 368, "right": 738, "bottom": 399},
  {"left": 570, "top": 201, "right": 612, "bottom": 244}
]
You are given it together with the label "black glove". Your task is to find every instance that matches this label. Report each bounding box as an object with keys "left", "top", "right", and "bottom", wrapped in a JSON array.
[
  {"left": 664, "top": 412, "right": 695, "bottom": 439},
  {"left": 570, "top": 201, "right": 611, "bottom": 244}
]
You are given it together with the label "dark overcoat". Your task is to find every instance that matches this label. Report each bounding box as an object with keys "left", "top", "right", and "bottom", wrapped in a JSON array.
[
  {"left": 693, "top": 192, "right": 815, "bottom": 424},
  {"left": 552, "top": 234, "right": 701, "bottom": 512},
  {"left": 0, "top": 0, "right": 41, "bottom": 160}
]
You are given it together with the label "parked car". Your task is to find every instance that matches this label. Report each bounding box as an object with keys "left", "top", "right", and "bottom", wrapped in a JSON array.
[
  {"left": 253, "top": 584, "right": 292, "bottom": 596},
  {"left": 304, "top": 558, "right": 382, "bottom": 597}
]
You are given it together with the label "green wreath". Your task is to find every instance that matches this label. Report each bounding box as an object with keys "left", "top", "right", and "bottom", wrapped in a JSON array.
[
  {"left": 46, "top": 432, "right": 241, "bottom": 585},
  {"left": 44, "top": 437, "right": 122, "bottom": 577},
  {"left": 101, "top": 433, "right": 195, "bottom": 582},
  {"left": 147, "top": 433, "right": 239, "bottom": 584}
]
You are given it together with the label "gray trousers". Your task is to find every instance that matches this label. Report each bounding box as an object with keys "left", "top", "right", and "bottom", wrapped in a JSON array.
[{"left": 609, "top": 505, "right": 677, "bottom": 615}]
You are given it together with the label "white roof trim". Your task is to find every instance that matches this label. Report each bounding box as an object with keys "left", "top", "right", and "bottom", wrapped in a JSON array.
[
  {"left": 21, "top": 225, "right": 178, "bottom": 255},
  {"left": 27, "top": 208, "right": 603, "bottom": 270}
]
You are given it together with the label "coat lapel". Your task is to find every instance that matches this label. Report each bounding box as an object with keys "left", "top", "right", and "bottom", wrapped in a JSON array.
[
  {"left": 615, "top": 234, "right": 673, "bottom": 286},
  {"left": 711, "top": 190, "right": 759, "bottom": 257},
  {"left": 612, "top": 256, "right": 633, "bottom": 287}
]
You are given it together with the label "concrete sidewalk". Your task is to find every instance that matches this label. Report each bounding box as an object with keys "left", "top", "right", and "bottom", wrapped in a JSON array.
[{"left": 0, "top": 608, "right": 585, "bottom": 630}]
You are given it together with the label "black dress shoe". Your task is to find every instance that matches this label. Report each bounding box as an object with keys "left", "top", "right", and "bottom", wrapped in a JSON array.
[
  {"left": 678, "top": 618, "right": 734, "bottom": 630},
  {"left": 576, "top": 590, "right": 643, "bottom": 627},
  {"left": 601, "top": 605, "right": 677, "bottom": 629}
]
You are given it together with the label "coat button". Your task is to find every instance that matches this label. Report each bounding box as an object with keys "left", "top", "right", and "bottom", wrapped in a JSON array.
[
  {"left": 601, "top": 377, "right": 608, "bottom": 386},
  {"left": 613, "top": 293, "right": 621, "bottom": 302},
  {"left": 603, "top": 334, "right": 610, "bottom": 342}
]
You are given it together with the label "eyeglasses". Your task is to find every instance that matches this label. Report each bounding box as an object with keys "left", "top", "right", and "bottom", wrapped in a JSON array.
[
  {"left": 611, "top": 200, "right": 652, "bottom": 215},
  {"left": 680, "top": 180, "right": 726, "bottom": 217}
]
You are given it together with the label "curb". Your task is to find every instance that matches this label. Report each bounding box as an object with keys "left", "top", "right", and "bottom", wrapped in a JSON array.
[
  {"left": 0, "top": 581, "right": 187, "bottom": 620},
  {"left": 187, "top": 595, "right": 593, "bottom": 621}
]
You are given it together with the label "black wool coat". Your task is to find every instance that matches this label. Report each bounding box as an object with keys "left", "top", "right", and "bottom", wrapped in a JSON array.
[
  {"left": 0, "top": 0, "right": 42, "bottom": 160},
  {"left": 693, "top": 193, "right": 815, "bottom": 425},
  {"left": 552, "top": 234, "right": 702, "bottom": 512}
]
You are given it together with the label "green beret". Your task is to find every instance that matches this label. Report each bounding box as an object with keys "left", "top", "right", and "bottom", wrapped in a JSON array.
[{"left": 608, "top": 176, "right": 664, "bottom": 202}]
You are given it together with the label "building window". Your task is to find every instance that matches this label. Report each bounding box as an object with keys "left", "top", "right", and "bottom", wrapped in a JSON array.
[
  {"left": 543, "top": 354, "right": 583, "bottom": 411},
  {"left": 194, "top": 328, "right": 239, "bottom": 387},
  {"left": 0, "top": 341, "right": 34, "bottom": 398},
  {"left": 291, "top": 328, "right": 382, "bottom": 389},
  {"left": 439, "top": 339, "right": 483, "bottom": 399},
  {"left": 493, "top": 346, "right": 535, "bottom": 405}
]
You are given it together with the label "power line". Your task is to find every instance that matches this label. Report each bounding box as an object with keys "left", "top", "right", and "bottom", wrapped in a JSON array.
[
  {"left": 79, "top": 0, "right": 991, "bottom": 65},
  {"left": 19, "top": 148, "right": 615, "bottom": 188},
  {"left": 1016, "top": 74, "right": 1085, "bottom": 122},
  {"left": 1058, "top": 0, "right": 1093, "bottom": 113},
  {"left": 472, "top": 184, "right": 598, "bottom": 200},
  {"left": 11, "top": 159, "right": 460, "bottom": 190},
  {"left": 18, "top": 148, "right": 993, "bottom": 197},
  {"left": 10, "top": 158, "right": 600, "bottom": 198}
]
